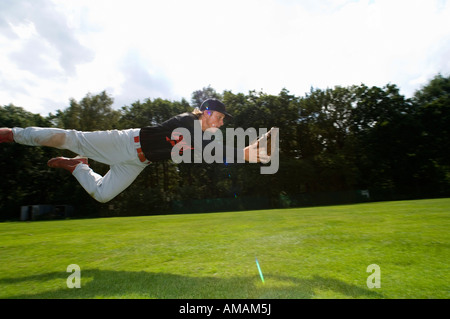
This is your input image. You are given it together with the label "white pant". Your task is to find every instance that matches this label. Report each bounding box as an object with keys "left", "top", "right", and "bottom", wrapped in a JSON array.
[{"left": 12, "top": 127, "right": 150, "bottom": 203}]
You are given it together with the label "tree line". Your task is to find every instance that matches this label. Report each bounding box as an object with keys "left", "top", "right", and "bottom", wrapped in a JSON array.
[{"left": 1, "top": 74, "right": 449, "bottom": 219}]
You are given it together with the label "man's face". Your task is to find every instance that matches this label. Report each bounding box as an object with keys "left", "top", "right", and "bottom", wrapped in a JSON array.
[{"left": 202, "top": 110, "right": 225, "bottom": 131}]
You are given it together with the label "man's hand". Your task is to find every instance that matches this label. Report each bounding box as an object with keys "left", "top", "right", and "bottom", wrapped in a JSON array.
[{"left": 244, "top": 127, "right": 277, "bottom": 163}]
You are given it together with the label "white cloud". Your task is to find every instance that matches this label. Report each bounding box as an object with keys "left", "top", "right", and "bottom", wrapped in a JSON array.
[{"left": 1, "top": 0, "right": 450, "bottom": 115}]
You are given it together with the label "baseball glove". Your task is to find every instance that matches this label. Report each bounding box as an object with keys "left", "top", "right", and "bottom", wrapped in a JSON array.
[
  {"left": 246, "top": 127, "right": 278, "bottom": 163},
  {"left": 257, "top": 127, "right": 278, "bottom": 157}
]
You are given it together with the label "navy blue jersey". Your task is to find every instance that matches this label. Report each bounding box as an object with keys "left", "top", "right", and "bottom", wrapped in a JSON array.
[{"left": 139, "top": 112, "right": 244, "bottom": 163}]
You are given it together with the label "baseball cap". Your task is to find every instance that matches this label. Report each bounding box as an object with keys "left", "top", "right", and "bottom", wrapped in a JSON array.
[{"left": 200, "top": 99, "right": 233, "bottom": 118}]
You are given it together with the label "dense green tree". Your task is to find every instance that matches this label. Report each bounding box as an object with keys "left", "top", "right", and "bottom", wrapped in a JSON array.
[
  {"left": 295, "top": 86, "right": 359, "bottom": 192},
  {"left": 54, "top": 91, "right": 120, "bottom": 131},
  {"left": 2, "top": 75, "right": 450, "bottom": 219},
  {"left": 191, "top": 85, "right": 222, "bottom": 108},
  {"left": 412, "top": 74, "right": 450, "bottom": 196},
  {"left": 351, "top": 84, "right": 420, "bottom": 199},
  {"left": 0, "top": 105, "right": 66, "bottom": 219},
  {"left": 413, "top": 74, "right": 450, "bottom": 165}
]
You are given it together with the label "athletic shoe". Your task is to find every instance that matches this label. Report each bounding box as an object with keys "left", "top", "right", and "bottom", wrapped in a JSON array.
[
  {"left": 0, "top": 128, "right": 13, "bottom": 143},
  {"left": 47, "top": 156, "right": 89, "bottom": 173}
]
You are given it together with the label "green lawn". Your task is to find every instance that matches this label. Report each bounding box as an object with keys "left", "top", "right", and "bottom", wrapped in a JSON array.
[{"left": 0, "top": 198, "right": 449, "bottom": 299}]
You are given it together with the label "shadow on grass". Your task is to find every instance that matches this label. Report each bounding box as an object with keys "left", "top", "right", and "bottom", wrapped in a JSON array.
[{"left": 1, "top": 269, "right": 383, "bottom": 299}]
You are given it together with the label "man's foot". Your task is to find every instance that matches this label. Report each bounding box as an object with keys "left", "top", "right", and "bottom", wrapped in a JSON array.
[
  {"left": 0, "top": 128, "right": 13, "bottom": 143},
  {"left": 47, "top": 156, "right": 89, "bottom": 173}
]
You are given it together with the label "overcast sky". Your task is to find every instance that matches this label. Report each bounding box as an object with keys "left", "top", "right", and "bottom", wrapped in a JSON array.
[{"left": 1, "top": 0, "right": 449, "bottom": 116}]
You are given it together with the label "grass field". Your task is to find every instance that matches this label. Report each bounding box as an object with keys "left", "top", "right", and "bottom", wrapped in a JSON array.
[{"left": 0, "top": 198, "right": 449, "bottom": 299}]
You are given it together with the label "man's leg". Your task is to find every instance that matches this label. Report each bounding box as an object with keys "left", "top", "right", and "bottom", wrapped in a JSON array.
[
  {"left": 10, "top": 127, "right": 141, "bottom": 165},
  {"left": 5, "top": 127, "right": 149, "bottom": 203},
  {"left": 72, "top": 160, "right": 147, "bottom": 203}
]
